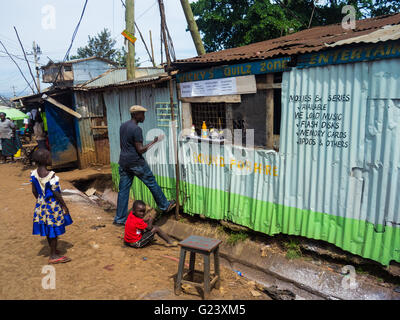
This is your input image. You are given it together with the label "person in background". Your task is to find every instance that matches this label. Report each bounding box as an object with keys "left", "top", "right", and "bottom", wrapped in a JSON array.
[
  {"left": 26, "top": 108, "right": 37, "bottom": 138},
  {"left": 0, "top": 112, "right": 20, "bottom": 163},
  {"left": 33, "top": 114, "right": 47, "bottom": 150},
  {"left": 113, "top": 105, "right": 176, "bottom": 226}
]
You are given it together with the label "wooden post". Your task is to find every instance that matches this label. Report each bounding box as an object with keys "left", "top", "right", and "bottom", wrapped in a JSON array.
[
  {"left": 125, "top": 0, "right": 135, "bottom": 80},
  {"left": 149, "top": 30, "right": 156, "bottom": 67},
  {"left": 179, "top": 0, "right": 205, "bottom": 56},
  {"left": 158, "top": 0, "right": 181, "bottom": 220},
  {"left": 266, "top": 74, "right": 274, "bottom": 149},
  {"left": 134, "top": 22, "right": 155, "bottom": 67}
]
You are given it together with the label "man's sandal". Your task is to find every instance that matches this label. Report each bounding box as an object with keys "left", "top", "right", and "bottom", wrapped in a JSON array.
[{"left": 166, "top": 200, "right": 176, "bottom": 212}]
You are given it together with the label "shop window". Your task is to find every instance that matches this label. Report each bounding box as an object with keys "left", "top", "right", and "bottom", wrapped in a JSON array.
[
  {"left": 189, "top": 72, "right": 282, "bottom": 150},
  {"left": 191, "top": 103, "right": 227, "bottom": 135}
]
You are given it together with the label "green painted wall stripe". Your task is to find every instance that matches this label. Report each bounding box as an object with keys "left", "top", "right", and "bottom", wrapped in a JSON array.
[{"left": 111, "top": 163, "right": 400, "bottom": 266}]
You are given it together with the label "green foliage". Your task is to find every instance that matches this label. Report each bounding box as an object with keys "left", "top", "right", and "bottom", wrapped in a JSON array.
[
  {"left": 70, "top": 28, "right": 140, "bottom": 67},
  {"left": 285, "top": 238, "right": 302, "bottom": 260},
  {"left": 191, "top": 0, "right": 400, "bottom": 52},
  {"left": 358, "top": 0, "right": 400, "bottom": 17},
  {"left": 226, "top": 231, "right": 249, "bottom": 245}
]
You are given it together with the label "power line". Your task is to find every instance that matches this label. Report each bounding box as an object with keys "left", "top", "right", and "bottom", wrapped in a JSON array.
[
  {"left": 0, "top": 72, "right": 23, "bottom": 85},
  {"left": 0, "top": 49, "right": 36, "bottom": 64},
  {"left": 274, "top": 0, "right": 308, "bottom": 27},
  {"left": 54, "top": 0, "right": 89, "bottom": 83},
  {"left": 14, "top": 26, "right": 40, "bottom": 93},
  {"left": 137, "top": 1, "right": 158, "bottom": 20},
  {"left": 0, "top": 34, "right": 22, "bottom": 51},
  {"left": 0, "top": 40, "right": 35, "bottom": 94},
  {"left": 120, "top": 0, "right": 158, "bottom": 21},
  {"left": 16, "top": 80, "right": 35, "bottom": 97}
]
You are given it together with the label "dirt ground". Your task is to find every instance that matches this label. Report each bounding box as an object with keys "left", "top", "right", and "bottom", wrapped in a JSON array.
[{"left": 0, "top": 161, "right": 271, "bottom": 300}]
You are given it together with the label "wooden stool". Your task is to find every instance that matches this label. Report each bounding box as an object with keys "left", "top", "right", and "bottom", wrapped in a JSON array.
[{"left": 174, "top": 235, "right": 222, "bottom": 299}]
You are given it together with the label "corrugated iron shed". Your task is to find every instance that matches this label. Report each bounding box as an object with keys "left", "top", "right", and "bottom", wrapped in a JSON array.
[
  {"left": 172, "top": 13, "right": 400, "bottom": 69},
  {"left": 41, "top": 56, "right": 118, "bottom": 69},
  {"left": 77, "top": 67, "right": 165, "bottom": 88},
  {"left": 76, "top": 72, "right": 171, "bottom": 91}
]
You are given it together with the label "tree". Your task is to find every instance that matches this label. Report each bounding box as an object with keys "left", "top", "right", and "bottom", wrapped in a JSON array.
[
  {"left": 70, "top": 28, "right": 139, "bottom": 67},
  {"left": 191, "top": 0, "right": 400, "bottom": 52}
]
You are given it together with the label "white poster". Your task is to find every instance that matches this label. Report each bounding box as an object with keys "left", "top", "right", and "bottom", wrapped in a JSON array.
[{"left": 180, "top": 77, "right": 238, "bottom": 98}]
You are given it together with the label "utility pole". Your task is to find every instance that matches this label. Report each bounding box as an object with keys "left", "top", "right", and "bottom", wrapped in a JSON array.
[
  {"left": 179, "top": 0, "right": 205, "bottom": 56},
  {"left": 32, "top": 41, "right": 41, "bottom": 93},
  {"left": 125, "top": 0, "right": 135, "bottom": 80},
  {"left": 158, "top": 0, "right": 181, "bottom": 220}
]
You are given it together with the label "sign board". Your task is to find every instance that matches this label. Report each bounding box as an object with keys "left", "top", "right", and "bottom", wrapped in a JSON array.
[
  {"left": 180, "top": 75, "right": 256, "bottom": 98},
  {"left": 121, "top": 29, "right": 137, "bottom": 44},
  {"left": 297, "top": 40, "right": 400, "bottom": 68},
  {"left": 176, "top": 57, "right": 291, "bottom": 83},
  {"left": 156, "top": 102, "right": 178, "bottom": 127}
]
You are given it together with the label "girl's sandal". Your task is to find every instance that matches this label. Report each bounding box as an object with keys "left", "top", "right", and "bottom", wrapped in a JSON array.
[
  {"left": 49, "top": 256, "right": 71, "bottom": 264},
  {"left": 165, "top": 240, "right": 179, "bottom": 247}
]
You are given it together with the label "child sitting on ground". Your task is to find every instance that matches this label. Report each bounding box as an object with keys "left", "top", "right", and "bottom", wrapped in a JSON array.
[
  {"left": 30, "top": 148, "right": 73, "bottom": 264},
  {"left": 124, "top": 200, "right": 178, "bottom": 248}
]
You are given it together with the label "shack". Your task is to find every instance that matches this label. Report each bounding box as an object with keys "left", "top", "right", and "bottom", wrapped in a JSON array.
[
  {"left": 128, "top": 13, "right": 400, "bottom": 267},
  {"left": 13, "top": 56, "right": 163, "bottom": 169},
  {"left": 76, "top": 70, "right": 180, "bottom": 197},
  {"left": 12, "top": 57, "right": 118, "bottom": 169}
]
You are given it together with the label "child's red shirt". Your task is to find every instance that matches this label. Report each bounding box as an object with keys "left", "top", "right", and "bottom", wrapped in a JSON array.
[{"left": 124, "top": 211, "right": 148, "bottom": 243}]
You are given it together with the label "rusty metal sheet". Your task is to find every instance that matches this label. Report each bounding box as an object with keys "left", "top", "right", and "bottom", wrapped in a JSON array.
[{"left": 173, "top": 13, "right": 400, "bottom": 67}]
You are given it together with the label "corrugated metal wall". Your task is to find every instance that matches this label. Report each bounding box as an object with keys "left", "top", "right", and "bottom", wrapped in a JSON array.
[
  {"left": 281, "top": 62, "right": 368, "bottom": 222},
  {"left": 72, "top": 60, "right": 113, "bottom": 85},
  {"left": 282, "top": 59, "right": 400, "bottom": 228},
  {"left": 364, "top": 59, "right": 400, "bottom": 231},
  {"left": 104, "top": 60, "right": 400, "bottom": 266},
  {"left": 74, "top": 91, "right": 110, "bottom": 168},
  {"left": 103, "top": 82, "right": 180, "bottom": 196}
]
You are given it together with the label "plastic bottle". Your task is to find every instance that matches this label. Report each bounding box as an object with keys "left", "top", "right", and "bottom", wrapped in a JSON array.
[
  {"left": 201, "top": 121, "right": 208, "bottom": 139},
  {"left": 234, "top": 270, "right": 243, "bottom": 277},
  {"left": 190, "top": 124, "right": 196, "bottom": 137},
  {"left": 209, "top": 128, "right": 219, "bottom": 139}
]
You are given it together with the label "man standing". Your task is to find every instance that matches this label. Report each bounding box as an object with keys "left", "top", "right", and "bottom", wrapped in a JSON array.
[
  {"left": 113, "top": 105, "right": 176, "bottom": 226},
  {"left": 0, "top": 112, "right": 18, "bottom": 163}
]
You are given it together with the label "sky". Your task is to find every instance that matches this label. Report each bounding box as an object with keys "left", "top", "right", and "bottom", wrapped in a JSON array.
[{"left": 0, "top": 0, "right": 198, "bottom": 98}]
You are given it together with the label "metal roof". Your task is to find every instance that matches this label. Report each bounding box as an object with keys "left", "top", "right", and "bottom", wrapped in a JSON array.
[
  {"left": 41, "top": 56, "right": 118, "bottom": 69},
  {"left": 78, "top": 67, "right": 165, "bottom": 88},
  {"left": 326, "top": 23, "right": 400, "bottom": 47},
  {"left": 75, "top": 72, "right": 171, "bottom": 91},
  {"left": 172, "top": 13, "right": 400, "bottom": 69}
]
